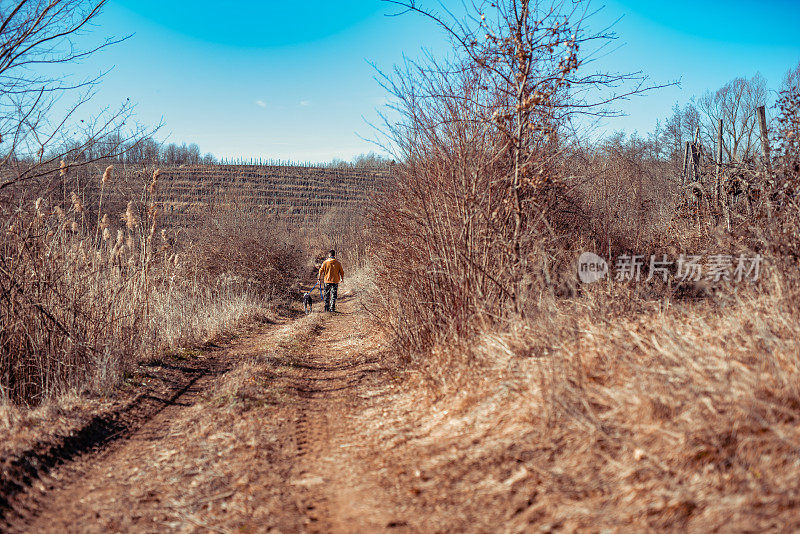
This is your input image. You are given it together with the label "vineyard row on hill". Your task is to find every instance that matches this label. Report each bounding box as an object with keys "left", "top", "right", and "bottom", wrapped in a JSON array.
[{"left": 20, "top": 162, "right": 394, "bottom": 228}]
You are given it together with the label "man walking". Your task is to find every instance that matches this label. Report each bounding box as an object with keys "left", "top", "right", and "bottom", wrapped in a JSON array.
[{"left": 318, "top": 250, "right": 344, "bottom": 312}]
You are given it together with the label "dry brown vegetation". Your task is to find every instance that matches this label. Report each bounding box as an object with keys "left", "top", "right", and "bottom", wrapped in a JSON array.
[
  {"left": 2, "top": 0, "right": 800, "bottom": 530},
  {"left": 0, "top": 152, "right": 387, "bottom": 408},
  {"left": 365, "top": 0, "right": 800, "bottom": 529},
  {"left": 0, "top": 168, "right": 274, "bottom": 406}
]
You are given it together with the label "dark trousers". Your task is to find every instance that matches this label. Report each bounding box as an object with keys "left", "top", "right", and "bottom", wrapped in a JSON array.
[{"left": 323, "top": 283, "right": 338, "bottom": 312}]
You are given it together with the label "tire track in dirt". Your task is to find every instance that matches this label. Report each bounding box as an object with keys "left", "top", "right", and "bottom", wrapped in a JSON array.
[
  {"left": 271, "top": 300, "right": 406, "bottom": 533},
  {"left": 0, "top": 340, "right": 234, "bottom": 530},
  {"left": 2, "top": 356, "right": 231, "bottom": 533},
  {"left": 232, "top": 295, "right": 408, "bottom": 532},
  {"left": 0, "top": 313, "right": 297, "bottom": 533},
  {"left": 291, "top": 394, "right": 330, "bottom": 532},
  {"left": 4, "top": 297, "right": 411, "bottom": 533}
]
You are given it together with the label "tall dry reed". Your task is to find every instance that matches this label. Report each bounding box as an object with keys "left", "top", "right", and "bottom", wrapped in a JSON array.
[{"left": 0, "top": 164, "right": 301, "bottom": 406}]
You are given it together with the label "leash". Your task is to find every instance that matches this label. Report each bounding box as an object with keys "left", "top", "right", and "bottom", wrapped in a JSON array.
[{"left": 310, "top": 279, "right": 323, "bottom": 299}]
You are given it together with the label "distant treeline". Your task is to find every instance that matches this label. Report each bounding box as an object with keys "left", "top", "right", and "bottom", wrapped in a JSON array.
[{"left": 7, "top": 135, "right": 394, "bottom": 170}]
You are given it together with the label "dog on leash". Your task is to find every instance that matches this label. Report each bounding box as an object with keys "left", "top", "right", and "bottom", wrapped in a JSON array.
[{"left": 302, "top": 291, "right": 313, "bottom": 314}]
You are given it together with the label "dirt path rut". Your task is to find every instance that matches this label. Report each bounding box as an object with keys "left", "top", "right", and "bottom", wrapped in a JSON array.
[{"left": 5, "top": 296, "right": 411, "bottom": 533}]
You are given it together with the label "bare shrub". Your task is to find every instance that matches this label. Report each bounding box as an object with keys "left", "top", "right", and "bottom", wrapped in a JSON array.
[
  {"left": 567, "top": 132, "right": 681, "bottom": 255},
  {"left": 372, "top": 0, "right": 659, "bottom": 353},
  {"left": 773, "top": 61, "right": 800, "bottom": 195},
  {"left": 186, "top": 194, "right": 304, "bottom": 302},
  {"left": 363, "top": 5, "right": 800, "bottom": 529}
]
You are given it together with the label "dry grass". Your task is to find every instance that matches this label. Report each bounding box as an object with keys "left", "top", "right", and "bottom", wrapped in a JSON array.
[
  {"left": 0, "top": 166, "right": 302, "bottom": 408},
  {"left": 365, "top": 280, "right": 800, "bottom": 530},
  {"left": 363, "top": 2, "right": 800, "bottom": 529},
  {"left": 365, "top": 133, "right": 800, "bottom": 530}
]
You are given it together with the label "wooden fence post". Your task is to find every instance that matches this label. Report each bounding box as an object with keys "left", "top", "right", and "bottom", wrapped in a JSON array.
[
  {"left": 757, "top": 105, "right": 770, "bottom": 169},
  {"left": 716, "top": 118, "right": 723, "bottom": 203},
  {"left": 682, "top": 141, "right": 690, "bottom": 187},
  {"left": 716, "top": 118, "right": 731, "bottom": 231},
  {"left": 686, "top": 126, "right": 702, "bottom": 186},
  {"left": 690, "top": 142, "right": 701, "bottom": 183}
]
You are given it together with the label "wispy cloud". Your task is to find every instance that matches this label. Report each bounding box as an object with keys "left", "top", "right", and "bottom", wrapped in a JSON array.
[
  {"left": 255, "top": 100, "right": 267, "bottom": 108},
  {"left": 299, "top": 100, "right": 312, "bottom": 107}
]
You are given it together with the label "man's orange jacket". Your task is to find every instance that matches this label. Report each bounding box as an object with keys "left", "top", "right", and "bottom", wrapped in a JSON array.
[{"left": 319, "top": 258, "right": 344, "bottom": 284}]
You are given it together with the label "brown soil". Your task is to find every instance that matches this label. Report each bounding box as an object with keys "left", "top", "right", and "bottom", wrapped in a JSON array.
[{"left": 2, "top": 295, "right": 418, "bottom": 533}]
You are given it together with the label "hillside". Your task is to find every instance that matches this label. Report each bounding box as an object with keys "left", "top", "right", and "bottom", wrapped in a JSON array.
[
  {"left": 16, "top": 162, "right": 392, "bottom": 229},
  {"left": 155, "top": 164, "right": 392, "bottom": 226}
]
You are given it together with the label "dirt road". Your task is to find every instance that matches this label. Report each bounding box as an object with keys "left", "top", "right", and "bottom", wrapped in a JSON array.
[{"left": 4, "top": 295, "right": 414, "bottom": 533}]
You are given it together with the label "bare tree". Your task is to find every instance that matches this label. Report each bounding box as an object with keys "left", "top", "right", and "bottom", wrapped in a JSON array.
[
  {"left": 371, "top": 0, "right": 667, "bottom": 347},
  {"left": 662, "top": 102, "right": 701, "bottom": 165},
  {"left": 696, "top": 73, "right": 768, "bottom": 163},
  {"left": 780, "top": 61, "right": 800, "bottom": 97},
  {"left": 0, "top": 0, "right": 153, "bottom": 193}
]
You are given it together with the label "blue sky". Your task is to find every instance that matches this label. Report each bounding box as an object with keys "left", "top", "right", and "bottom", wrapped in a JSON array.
[{"left": 68, "top": 0, "right": 800, "bottom": 162}]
